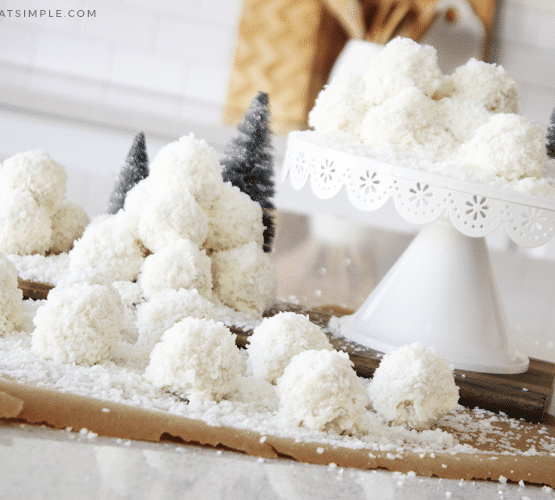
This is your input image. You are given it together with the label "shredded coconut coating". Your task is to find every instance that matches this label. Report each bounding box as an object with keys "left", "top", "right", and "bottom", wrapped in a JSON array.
[
  {"left": 437, "top": 96, "right": 492, "bottom": 144},
  {"left": 31, "top": 282, "right": 123, "bottom": 365},
  {"left": 138, "top": 188, "right": 208, "bottom": 253},
  {"left": 211, "top": 242, "right": 276, "bottom": 316},
  {"left": 123, "top": 177, "right": 153, "bottom": 220},
  {"left": 138, "top": 238, "right": 213, "bottom": 300},
  {"left": 0, "top": 191, "right": 53, "bottom": 255},
  {"left": 136, "top": 288, "right": 217, "bottom": 348},
  {"left": 247, "top": 312, "right": 333, "bottom": 383},
  {"left": 0, "top": 253, "right": 23, "bottom": 335},
  {"left": 204, "top": 182, "right": 264, "bottom": 253},
  {"left": 0, "top": 150, "right": 67, "bottom": 213},
  {"left": 368, "top": 343, "right": 459, "bottom": 431},
  {"left": 308, "top": 72, "right": 369, "bottom": 138},
  {"left": 148, "top": 133, "right": 223, "bottom": 209},
  {"left": 144, "top": 317, "right": 241, "bottom": 402},
  {"left": 69, "top": 211, "right": 146, "bottom": 282},
  {"left": 459, "top": 114, "right": 546, "bottom": 181},
  {"left": 358, "top": 87, "right": 457, "bottom": 161},
  {"left": 442, "top": 58, "right": 519, "bottom": 114},
  {"left": 277, "top": 349, "right": 369, "bottom": 434},
  {"left": 362, "top": 37, "right": 443, "bottom": 106},
  {"left": 49, "top": 199, "right": 90, "bottom": 254}
]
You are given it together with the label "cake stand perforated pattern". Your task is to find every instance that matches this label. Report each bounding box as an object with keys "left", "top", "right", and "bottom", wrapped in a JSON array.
[{"left": 282, "top": 132, "right": 555, "bottom": 374}]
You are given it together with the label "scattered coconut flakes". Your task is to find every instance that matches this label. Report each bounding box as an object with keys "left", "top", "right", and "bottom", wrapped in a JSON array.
[
  {"left": 137, "top": 238, "right": 212, "bottom": 300},
  {"left": 144, "top": 317, "right": 241, "bottom": 402},
  {"left": 276, "top": 349, "right": 369, "bottom": 434},
  {"left": 368, "top": 343, "right": 459, "bottom": 431},
  {"left": 7, "top": 253, "right": 71, "bottom": 285},
  {"left": 246, "top": 311, "right": 333, "bottom": 383}
]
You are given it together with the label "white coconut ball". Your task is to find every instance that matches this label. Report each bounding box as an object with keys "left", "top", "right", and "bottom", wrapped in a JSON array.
[
  {"left": 458, "top": 113, "right": 547, "bottom": 181},
  {"left": 442, "top": 58, "right": 519, "bottom": 114},
  {"left": 137, "top": 238, "right": 212, "bottom": 300},
  {"left": 277, "top": 349, "right": 369, "bottom": 434},
  {"left": 144, "top": 317, "right": 241, "bottom": 402},
  {"left": 308, "top": 72, "right": 369, "bottom": 138},
  {"left": 138, "top": 188, "right": 208, "bottom": 253},
  {"left": 247, "top": 312, "right": 333, "bottom": 383},
  {"left": 204, "top": 182, "right": 264, "bottom": 253},
  {"left": 136, "top": 288, "right": 217, "bottom": 348},
  {"left": 358, "top": 87, "right": 456, "bottom": 161},
  {"left": 123, "top": 177, "right": 154, "bottom": 220},
  {"left": 0, "top": 253, "right": 23, "bottom": 335},
  {"left": 31, "top": 282, "right": 124, "bottom": 365},
  {"left": 148, "top": 133, "right": 223, "bottom": 209},
  {"left": 0, "top": 191, "right": 52, "bottom": 255},
  {"left": 49, "top": 199, "right": 89, "bottom": 254},
  {"left": 362, "top": 37, "right": 443, "bottom": 106},
  {"left": 211, "top": 241, "right": 276, "bottom": 316},
  {"left": 69, "top": 210, "right": 146, "bottom": 282},
  {"left": 0, "top": 150, "right": 67, "bottom": 213},
  {"left": 368, "top": 343, "right": 459, "bottom": 430}
]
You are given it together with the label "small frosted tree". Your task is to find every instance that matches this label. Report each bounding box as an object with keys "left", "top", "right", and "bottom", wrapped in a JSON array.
[
  {"left": 221, "top": 92, "right": 275, "bottom": 252},
  {"left": 547, "top": 108, "right": 555, "bottom": 160},
  {"left": 107, "top": 132, "right": 149, "bottom": 214}
]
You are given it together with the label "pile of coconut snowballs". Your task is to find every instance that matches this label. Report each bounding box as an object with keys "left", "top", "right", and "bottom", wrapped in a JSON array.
[
  {"left": 0, "top": 150, "right": 89, "bottom": 256},
  {"left": 309, "top": 37, "right": 549, "bottom": 186}
]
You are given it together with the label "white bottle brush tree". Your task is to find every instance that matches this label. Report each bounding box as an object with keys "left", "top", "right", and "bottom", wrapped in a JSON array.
[
  {"left": 107, "top": 131, "right": 149, "bottom": 214},
  {"left": 221, "top": 91, "right": 275, "bottom": 253}
]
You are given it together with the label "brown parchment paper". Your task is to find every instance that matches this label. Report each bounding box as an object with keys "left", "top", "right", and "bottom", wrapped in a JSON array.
[{"left": 2, "top": 376, "right": 555, "bottom": 487}]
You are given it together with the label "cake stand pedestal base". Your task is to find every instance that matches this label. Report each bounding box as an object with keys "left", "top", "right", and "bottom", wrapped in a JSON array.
[{"left": 339, "top": 214, "right": 529, "bottom": 374}]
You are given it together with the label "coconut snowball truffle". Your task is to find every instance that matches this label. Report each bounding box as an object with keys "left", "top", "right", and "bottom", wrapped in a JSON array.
[
  {"left": 368, "top": 343, "right": 459, "bottom": 431},
  {"left": 277, "top": 349, "right": 369, "bottom": 434},
  {"left": 308, "top": 72, "right": 369, "bottom": 137},
  {"left": 148, "top": 133, "right": 223, "bottom": 210},
  {"left": 362, "top": 37, "right": 443, "bottom": 106},
  {"left": 247, "top": 312, "right": 333, "bottom": 383},
  {"left": 137, "top": 238, "right": 213, "bottom": 300},
  {"left": 458, "top": 113, "right": 546, "bottom": 181},
  {"left": 0, "top": 191, "right": 52, "bottom": 255},
  {"left": 49, "top": 199, "right": 89, "bottom": 254},
  {"left": 204, "top": 182, "right": 264, "bottom": 253},
  {"left": 358, "top": 87, "right": 456, "bottom": 161},
  {"left": 31, "top": 281, "right": 124, "bottom": 365},
  {"left": 138, "top": 188, "right": 208, "bottom": 253},
  {"left": 0, "top": 150, "right": 66, "bottom": 213},
  {"left": 144, "top": 317, "right": 241, "bottom": 402},
  {"left": 136, "top": 288, "right": 217, "bottom": 348},
  {"left": 211, "top": 241, "right": 276, "bottom": 316},
  {"left": 0, "top": 253, "right": 23, "bottom": 335},
  {"left": 69, "top": 210, "right": 146, "bottom": 282},
  {"left": 442, "top": 58, "right": 519, "bottom": 114}
]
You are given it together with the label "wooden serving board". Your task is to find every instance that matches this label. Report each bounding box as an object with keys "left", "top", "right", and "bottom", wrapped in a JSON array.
[{"left": 17, "top": 279, "right": 555, "bottom": 424}]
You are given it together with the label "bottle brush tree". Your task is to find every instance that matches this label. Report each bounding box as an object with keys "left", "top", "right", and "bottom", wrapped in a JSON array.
[
  {"left": 221, "top": 91, "right": 275, "bottom": 252},
  {"left": 107, "top": 131, "right": 149, "bottom": 215},
  {"left": 547, "top": 108, "right": 555, "bottom": 160}
]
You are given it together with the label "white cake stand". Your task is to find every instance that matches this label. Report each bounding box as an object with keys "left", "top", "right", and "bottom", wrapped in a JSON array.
[{"left": 282, "top": 131, "right": 555, "bottom": 374}]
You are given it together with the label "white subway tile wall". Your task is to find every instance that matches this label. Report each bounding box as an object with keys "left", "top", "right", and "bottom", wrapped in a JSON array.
[{"left": 0, "top": 0, "right": 553, "bottom": 130}]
